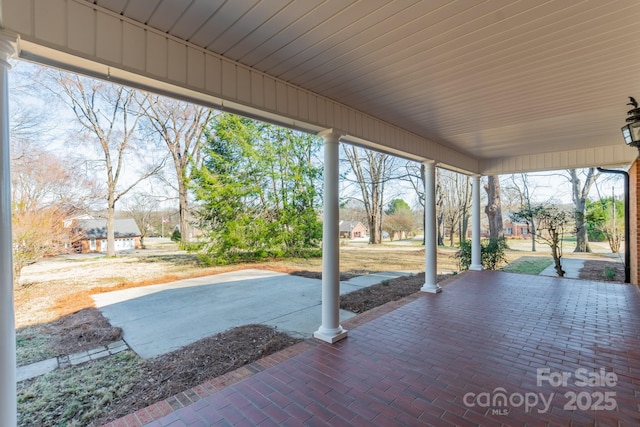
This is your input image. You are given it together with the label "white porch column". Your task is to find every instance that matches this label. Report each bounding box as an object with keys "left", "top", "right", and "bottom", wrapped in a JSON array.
[
  {"left": 421, "top": 161, "right": 441, "bottom": 293},
  {"left": 470, "top": 175, "right": 483, "bottom": 271},
  {"left": 314, "top": 131, "right": 347, "bottom": 343},
  {"left": 0, "top": 30, "right": 17, "bottom": 427}
]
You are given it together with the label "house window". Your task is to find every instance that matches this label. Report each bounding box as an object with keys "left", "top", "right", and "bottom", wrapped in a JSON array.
[
  {"left": 90, "top": 239, "right": 96, "bottom": 251},
  {"left": 505, "top": 228, "right": 512, "bottom": 235}
]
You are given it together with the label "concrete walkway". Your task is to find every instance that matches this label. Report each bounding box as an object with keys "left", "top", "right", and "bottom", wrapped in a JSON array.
[
  {"left": 539, "top": 258, "right": 586, "bottom": 279},
  {"left": 16, "top": 340, "right": 128, "bottom": 382},
  {"left": 92, "top": 269, "right": 413, "bottom": 359}
]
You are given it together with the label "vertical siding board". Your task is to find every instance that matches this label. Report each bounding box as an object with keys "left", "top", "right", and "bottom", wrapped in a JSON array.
[
  {"left": 250, "top": 72, "right": 264, "bottom": 108},
  {"left": 317, "top": 98, "right": 326, "bottom": 125},
  {"left": 263, "top": 76, "right": 276, "bottom": 111},
  {"left": 68, "top": 1, "right": 95, "bottom": 56},
  {"left": 275, "top": 81, "right": 287, "bottom": 114},
  {"left": 35, "top": 0, "right": 66, "bottom": 45},
  {"left": 168, "top": 40, "right": 187, "bottom": 84},
  {"left": 363, "top": 116, "right": 372, "bottom": 140},
  {"left": 221, "top": 61, "right": 237, "bottom": 99},
  {"left": 287, "top": 86, "right": 298, "bottom": 117},
  {"left": 307, "top": 94, "right": 317, "bottom": 124},
  {"left": 205, "top": 55, "right": 222, "bottom": 95},
  {"left": 237, "top": 67, "right": 251, "bottom": 104},
  {"left": 560, "top": 151, "right": 568, "bottom": 167},
  {"left": 327, "top": 101, "right": 336, "bottom": 129},
  {"left": 96, "top": 13, "right": 122, "bottom": 64},
  {"left": 3, "top": 0, "right": 33, "bottom": 35},
  {"left": 187, "top": 48, "right": 205, "bottom": 89},
  {"left": 298, "top": 91, "right": 308, "bottom": 121},
  {"left": 122, "top": 22, "right": 145, "bottom": 71},
  {"left": 146, "top": 31, "right": 167, "bottom": 78}
]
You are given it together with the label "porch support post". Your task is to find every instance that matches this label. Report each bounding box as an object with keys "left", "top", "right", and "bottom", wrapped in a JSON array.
[
  {"left": 314, "top": 130, "right": 347, "bottom": 343},
  {"left": 421, "top": 160, "right": 441, "bottom": 293},
  {"left": 0, "top": 30, "right": 17, "bottom": 427},
  {"left": 470, "top": 175, "right": 483, "bottom": 270}
]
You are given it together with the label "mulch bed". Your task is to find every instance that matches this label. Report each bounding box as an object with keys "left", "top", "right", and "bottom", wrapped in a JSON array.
[
  {"left": 94, "top": 324, "right": 301, "bottom": 426},
  {"left": 340, "top": 272, "right": 452, "bottom": 313},
  {"left": 42, "top": 308, "right": 122, "bottom": 356},
  {"left": 578, "top": 259, "right": 626, "bottom": 282}
]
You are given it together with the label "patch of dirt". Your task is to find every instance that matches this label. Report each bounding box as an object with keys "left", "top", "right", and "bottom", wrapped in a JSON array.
[
  {"left": 41, "top": 308, "right": 122, "bottom": 356},
  {"left": 93, "top": 324, "right": 301, "bottom": 426},
  {"left": 579, "top": 260, "right": 626, "bottom": 282}
]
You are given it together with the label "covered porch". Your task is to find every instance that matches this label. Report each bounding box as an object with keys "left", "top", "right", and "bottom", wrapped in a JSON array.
[
  {"left": 2, "top": 1, "right": 640, "bottom": 424},
  {"left": 106, "top": 271, "right": 640, "bottom": 426}
]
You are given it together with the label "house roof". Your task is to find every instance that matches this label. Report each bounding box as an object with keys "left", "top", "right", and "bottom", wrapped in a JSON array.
[
  {"left": 74, "top": 218, "right": 141, "bottom": 239},
  {"left": 339, "top": 221, "right": 366, "bottom": 232}
]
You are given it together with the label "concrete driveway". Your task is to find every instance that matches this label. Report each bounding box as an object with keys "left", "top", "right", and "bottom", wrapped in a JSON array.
[{"left": 92, "top": 269, "right": 410, "bottom": 358}]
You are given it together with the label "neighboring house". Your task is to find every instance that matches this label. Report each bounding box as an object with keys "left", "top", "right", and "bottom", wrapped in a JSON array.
[
  {"left": 503, "top": 218, "right": 531, "bottom": 238},
  {"left": 339, "top": 220, "right": 368, "bottom": 239},
  {"left": 502, "top": 211, "right": 531, "bottom": 238},
  {"left": 71, "top": 218, "right": 142, "bottom": 253}
]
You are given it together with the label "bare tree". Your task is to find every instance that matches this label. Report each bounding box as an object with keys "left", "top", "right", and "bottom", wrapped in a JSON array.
[
  {"left": 508, "top": 173, "right": 538, "bottom": 251},
  {"left": 567, "top": 168, "right": 598, "bottom": 252},
  {"left": 139, "top": 95, "right": 213, "bottom": 243},
  {"left": 55, "top": 74, "right": 164, "bottom": 256},
  {"left": 513, "top": 205, "right": 571, "bottom": 277},
  {"left": 436, "top": 168, "right": 445, "bottom": 246},
  {"left": 484, "top": 175, "right": 504, "bottom": 239},
  {"left": 10, "top": 141, "right": 88, "bottom": 281},
  {"left": 122, "top": 193, "right": 159, "bottom": 248},
  {"left": 342, "top": 146, "right": 396, "bottom": 244},
  {"left": 439, "top": 170, "right": 472, "bottom": 246}
]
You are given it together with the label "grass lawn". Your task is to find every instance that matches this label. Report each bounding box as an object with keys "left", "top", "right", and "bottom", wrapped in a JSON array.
[{"left": 502, "top": 255, "right": 553, "bottom": 275}]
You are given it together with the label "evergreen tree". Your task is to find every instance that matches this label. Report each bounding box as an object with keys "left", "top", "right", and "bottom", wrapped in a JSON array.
[{"left": 191, "top": 114, "right": 322, "bottom": 263}]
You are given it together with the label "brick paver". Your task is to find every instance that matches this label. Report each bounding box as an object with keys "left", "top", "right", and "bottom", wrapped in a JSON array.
[{"left": 106, "top": 271, "right": 640, "bottom": 426}]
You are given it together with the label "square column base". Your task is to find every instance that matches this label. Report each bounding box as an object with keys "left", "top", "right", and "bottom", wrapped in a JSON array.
[
  {"left": 314, "top": 328, "right": 348, "bottom": 343},
  {"left": 421, "top": 284, "right": 442, "bottom": 293},
  {"left": 469, "top": 264, "right": 483, "bottom": 271}
]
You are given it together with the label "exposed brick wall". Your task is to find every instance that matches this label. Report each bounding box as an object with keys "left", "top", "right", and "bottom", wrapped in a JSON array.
[{"left": 631, "top": 160, "right": 639, "bottom": 285}]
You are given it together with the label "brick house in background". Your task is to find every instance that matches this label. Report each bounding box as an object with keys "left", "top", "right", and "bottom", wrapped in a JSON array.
[
  {"left": 339, "top": 220, "right": 368, "bottom": 239},
  {"left": 71, "top": 218, "right": 142, "bottom": 253},
  {"left": 502, "top": 211, "right": 531, "bottom": 238}
]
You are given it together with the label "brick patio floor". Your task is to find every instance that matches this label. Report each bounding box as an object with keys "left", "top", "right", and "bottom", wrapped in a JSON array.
[{"left": 105, "top": 271, "right": 640, "bottom": 426}]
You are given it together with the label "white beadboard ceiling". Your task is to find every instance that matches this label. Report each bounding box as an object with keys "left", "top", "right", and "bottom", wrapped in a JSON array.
[{"left": 86, "top": 0, "right": 640, "bottom": 162}]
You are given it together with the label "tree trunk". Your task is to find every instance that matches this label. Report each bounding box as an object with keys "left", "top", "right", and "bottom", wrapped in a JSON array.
[
  {"left": 569, "top": 168, "right": 597, "bottom": 253},
  {"left": 342, "top": 146, "right": 389, "bottom": 245},
  {"left": 436, "top": 168, "right": 444, "bottom": 246},
  {"left": 530, "top": 221, "right": 536, "bottom": 252},
  {"left": 106, "top": 195, "right": 116, "bottom": 257},
  {"left": 574, "top": 198, "right": 590, "bottom": 252},
  {"left": 550, "top": 229, "right": 565, "bottom": 277},
  {"left": 484, "top": 175, "right": 504, "bottom": 239},
  {"left": 177, "top": 173, "right": 191, "bottom": 243}
]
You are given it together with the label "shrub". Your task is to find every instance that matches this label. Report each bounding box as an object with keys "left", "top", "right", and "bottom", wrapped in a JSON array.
[
  {"left": 455, "top": 237, "right": 508, "bottom": 271},
  {"left": 483, "top": 237, "right": 508, "bottom": 270},
  {"left": 170, "top": 229, "right": 181, "bottom": 242}
]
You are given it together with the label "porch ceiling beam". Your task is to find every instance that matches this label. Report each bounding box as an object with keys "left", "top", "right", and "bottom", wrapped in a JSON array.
[{"left": 480, "top": 144, "right": 637, "bottom": 176}]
